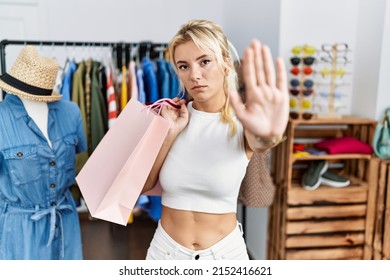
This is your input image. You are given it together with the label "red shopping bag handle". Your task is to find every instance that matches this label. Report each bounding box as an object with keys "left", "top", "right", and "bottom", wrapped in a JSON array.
[{"left": 145, "top": 99, "right": 182, "bottom": 110}]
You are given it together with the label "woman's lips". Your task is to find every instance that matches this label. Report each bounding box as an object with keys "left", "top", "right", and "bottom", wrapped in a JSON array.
[{"left": 192, "top": 85, "right": 206, "bottom": 90}]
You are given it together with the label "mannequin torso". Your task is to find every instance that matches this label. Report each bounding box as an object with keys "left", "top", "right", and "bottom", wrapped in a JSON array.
[{"left": 20, "top": 97, "right": 52, "bottom": 148}]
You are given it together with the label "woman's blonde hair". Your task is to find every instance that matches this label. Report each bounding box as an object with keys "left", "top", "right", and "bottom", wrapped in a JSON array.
[{"left": 168, "top": 19, "right": 239, "bottom": 136}]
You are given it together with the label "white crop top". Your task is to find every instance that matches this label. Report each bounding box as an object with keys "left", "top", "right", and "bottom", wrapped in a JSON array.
[{"left": 159, "top": 102, "right": 249, "bottom": 214}]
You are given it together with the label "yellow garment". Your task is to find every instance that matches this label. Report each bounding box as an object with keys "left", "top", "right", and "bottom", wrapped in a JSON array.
[
  {"left": 293, "top": 151, "right": 311, "bottom": 157},
  {"left": 127, "top": 212, "right": 133, "bottom": 224},
  {"left": 121, "top": 65, "right": 128, "bottom": 111}
]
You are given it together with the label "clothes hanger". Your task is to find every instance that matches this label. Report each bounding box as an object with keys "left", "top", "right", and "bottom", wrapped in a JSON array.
[{"left": 121, "top": 43, "right": 126, "bottom": 69}]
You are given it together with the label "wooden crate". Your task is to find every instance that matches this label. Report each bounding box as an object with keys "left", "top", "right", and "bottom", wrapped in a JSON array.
[
  {"left": 371, "top": 159, "right": 390, "bottom": 260},
  {"left": 268, "top": 116, "right": 378, "bottom": 260}
]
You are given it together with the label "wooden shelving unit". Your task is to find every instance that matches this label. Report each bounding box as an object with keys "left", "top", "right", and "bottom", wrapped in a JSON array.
[
  {"left": 267, "top": 116, "right": 378, "bottom": 260},
  {"left": 371, "top": 158, "right": 390, "bottom": 260}
]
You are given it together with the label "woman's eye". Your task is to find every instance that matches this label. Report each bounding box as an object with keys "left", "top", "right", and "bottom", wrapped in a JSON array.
[
  {"left": 178, "top": 64, "right": 187, "bottom": 70},
  {"left": 202, "top": 59, "right": 211, "bottom": 65}
]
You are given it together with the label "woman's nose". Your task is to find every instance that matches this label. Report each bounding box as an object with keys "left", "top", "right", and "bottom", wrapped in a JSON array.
[{"left": 190, "top": 66, "right": 201, "bottom": 81}]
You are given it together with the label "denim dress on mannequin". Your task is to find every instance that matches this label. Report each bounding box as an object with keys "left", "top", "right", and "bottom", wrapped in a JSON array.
[{"left": 0, "top": 94, "right": 87, "bottom": 259}]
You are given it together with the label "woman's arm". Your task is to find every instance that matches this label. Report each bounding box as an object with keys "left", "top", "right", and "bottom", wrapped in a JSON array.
[{"left": 141, "top": 99, "right": 189, "bottom": 193}]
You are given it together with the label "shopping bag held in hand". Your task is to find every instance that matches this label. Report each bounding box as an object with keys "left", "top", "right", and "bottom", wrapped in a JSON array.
[{"left": 76, "top": 98, "right": 174, "bottom": 225}]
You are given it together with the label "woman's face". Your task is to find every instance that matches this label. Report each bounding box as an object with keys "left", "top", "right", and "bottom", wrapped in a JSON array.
[{"left": 174, "top": 40, "right": 226, "bottom": 110}]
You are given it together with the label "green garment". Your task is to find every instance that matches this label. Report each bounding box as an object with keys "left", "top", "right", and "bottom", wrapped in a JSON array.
[
  {"left": 90, "top": 61, "right": 108, "bottom": 153},
  {"left": 72, "top": 61, "right": 89, "bottom": 173}
]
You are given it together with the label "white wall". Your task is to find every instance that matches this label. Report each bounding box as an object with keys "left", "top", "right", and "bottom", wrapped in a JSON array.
[
  {"left": 352, "top": 0, "right": 389, "bottom": 119},
  {"left": 223, "top": 0, "right": 281, "bottom": 56},
  {"left": 376, "top": 0, "right": 390, "bottom": 120},
  {"left": 40, "top": 0, "right": 225, "bottom": 42}
]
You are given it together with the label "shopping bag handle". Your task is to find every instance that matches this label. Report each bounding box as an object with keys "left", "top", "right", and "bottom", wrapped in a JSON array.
[{"left": 145, "top": 98, "right": 184, "bottom": 115}]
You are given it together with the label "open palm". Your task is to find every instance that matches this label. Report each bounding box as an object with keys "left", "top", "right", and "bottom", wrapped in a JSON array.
[{"left": 229, "top": 40, "right": 289, "bottom": 139}]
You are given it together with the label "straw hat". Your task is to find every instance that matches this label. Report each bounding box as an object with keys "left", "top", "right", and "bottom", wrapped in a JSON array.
[{"left": 0, "top": 45, "right": 61, "bottom": 102}]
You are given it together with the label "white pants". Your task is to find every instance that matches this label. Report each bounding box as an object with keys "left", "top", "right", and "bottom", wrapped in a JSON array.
[{"left": 146, "top": 220, "right": 249, "bottom": 260}]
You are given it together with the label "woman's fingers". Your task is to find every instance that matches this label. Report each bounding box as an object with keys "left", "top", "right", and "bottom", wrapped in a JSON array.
[
  {"left": 252, "top": 40, "right": 266, "bottom": 87},
  {"left": 242, "top": 46, "right": 256, "bottom": 91},
  {"left": 228, "top": 88, "right": 246, "bottom": 120},
  {"left": 262, "top": 45, "right": 276, "bottom": 88},
  {"left": 243, "top": 40, "right": 279, "bottom": 101},
  {"left": 276, "top": 58, "right": 288, "bottom": 94}
]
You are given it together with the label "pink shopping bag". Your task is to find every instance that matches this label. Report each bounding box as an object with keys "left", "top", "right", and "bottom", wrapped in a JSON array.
[{"left": 76, "top": 98, "right": 170, "bottom": 225}]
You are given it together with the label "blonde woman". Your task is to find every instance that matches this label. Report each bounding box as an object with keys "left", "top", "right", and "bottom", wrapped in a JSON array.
[{"left": 142, "top": 19, "right": 289, "bottom": 260}]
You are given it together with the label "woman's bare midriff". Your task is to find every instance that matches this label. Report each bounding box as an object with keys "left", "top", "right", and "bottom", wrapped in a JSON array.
[{"left": 160, "top": 205, "right": 237, "bottom": 250}]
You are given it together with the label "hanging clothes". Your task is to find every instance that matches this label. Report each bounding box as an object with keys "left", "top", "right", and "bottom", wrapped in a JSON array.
[
  {"left": 120, "top": 65, "right": 128, "bottom": 111},
  {"left": 106, "top": 62, "right": 117, "bottom": 129},
  {"left": 142, "top": 56, "right": 159, "bottom": 102},
  {"left": 156, "top": 58, "right": 170, "bottom": 99},
  {"left": 60, "top": 60, "right": 77, "bottom": 101},
  {"left": 127, "top": 60, "right": 138, "bottom": 101},
  {"left": 71, "top": 61, "right": 89, "bottom": 173},
  {"left": 166, "top": 61, "right": 181, "bottom": 99},
  {"left": 90, "top": 60, "right": 108, "bottom": 153},
  {"left": 84, "top": 59, "right": 93, "bottom": 154},
  {"left": 136, "top": 65, "right": 146, "bottom": 103}
]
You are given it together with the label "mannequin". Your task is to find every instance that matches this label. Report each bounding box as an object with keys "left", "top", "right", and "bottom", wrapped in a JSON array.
[
  {"left": 0, "top": 45, "right": 87, "bottom": 260},
  {"left": 20, "top": 97, "right": 52, "bottom": 148}
]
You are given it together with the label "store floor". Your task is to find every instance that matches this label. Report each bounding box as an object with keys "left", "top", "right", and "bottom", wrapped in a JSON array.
[{"left": 79, "top": 212, "right": 157, "bottom": 260}]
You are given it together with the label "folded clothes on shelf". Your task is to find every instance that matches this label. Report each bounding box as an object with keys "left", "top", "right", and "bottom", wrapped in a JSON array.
[{"left": 314, "top": 136, "right": 374, "bottom": 154}]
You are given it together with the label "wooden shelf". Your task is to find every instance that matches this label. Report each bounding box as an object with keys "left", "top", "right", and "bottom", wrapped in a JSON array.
[
  {"left": 268, "top": 116, "right": 378, "bottom": 260},
  {"left": 292, "top": 154, "right": 372, "bottom": 163},
  {"left": 288, "top": 180, "right": 368, "bottom": 206},
  {"left": 290, "top": 116, "right": 377, "bottom": 126}
]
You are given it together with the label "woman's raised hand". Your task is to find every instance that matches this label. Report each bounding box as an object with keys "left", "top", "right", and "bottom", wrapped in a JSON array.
[{"left": 229, "top": 39, "right": 289, "bottom": 140}]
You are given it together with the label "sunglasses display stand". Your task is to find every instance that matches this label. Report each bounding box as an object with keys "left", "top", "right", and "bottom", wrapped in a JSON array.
[{"left": 316, "top": 43, "right": 351, "bottom": 119}]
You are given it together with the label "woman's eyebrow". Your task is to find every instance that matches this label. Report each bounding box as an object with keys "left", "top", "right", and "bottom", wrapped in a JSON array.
[{"left": 176, "top": 54, "right": 209, "bottom": 65}]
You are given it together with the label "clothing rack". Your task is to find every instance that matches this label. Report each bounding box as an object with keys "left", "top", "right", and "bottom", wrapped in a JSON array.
[
  {"left": 0, "top": 38, "right": 250, "bottom": 253},
  {"left": 0, "top": 39, "right": 168, "bottom": 97}
]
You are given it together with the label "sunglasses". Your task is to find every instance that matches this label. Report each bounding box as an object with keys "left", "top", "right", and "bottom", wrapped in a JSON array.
[
  {"left": 317, "top": 81, "right": 350, "bottom": 88},
  {"left": 289, "top": 97, "right": 313, "bottom": 110},
  {"left": 289, "top": 88, "right": 314, "bottom": 96},
  {"left": 320, "top": 55, "right": 350, "bottom": 65},
  {"left": 291, "top": 45, "right": 317, "bottom": 56},
  {"left": 289, "top": 111, "right": 313, "bottom": 120},
  {"left": 290, "top": 56, "right": 316, "bottom": 66},
  {"left": 319, "top": 91, "right": 343, "bottom": 98},
  {"left": 290, "top": 66, "right": 313, "bottom": 76},
  {"left": 321, "top": 43, "right": 350, "bottom": 54},
  {"left": 319, "top": 67, "right": 350, "bottom": 78},
  {"left": 290, "top": 79, "right": 314, "bottom": 88},
  {"left": 290, "top": 97, "right": 299, "bottom": 109},
  {"left": 316, "top": 103, "right": 347, "bottom": 113}
]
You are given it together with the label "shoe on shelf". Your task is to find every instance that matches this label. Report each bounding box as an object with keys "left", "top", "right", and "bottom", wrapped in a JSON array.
[
  {"left": 320, "top": 171, "right": 350, "bottom": 188},
  {"left": 302, "top": 160, "right": 328, "bottom": 191}
]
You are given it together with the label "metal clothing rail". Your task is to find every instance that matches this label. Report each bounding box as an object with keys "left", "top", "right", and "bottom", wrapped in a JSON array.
[{"left": 0, "top": 39, "right": 168, "bottom": 95}]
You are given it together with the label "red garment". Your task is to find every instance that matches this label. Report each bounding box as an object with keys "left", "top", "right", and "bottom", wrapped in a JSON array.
[
  {"left": 314, "top": 136, "right": 373, "bottom": 154},
  {"left": 293, "top": 143, "right": 306, "bottom": 151},
  {"left": 106, "top": 65, "right": 117, "bottom": 128}
]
